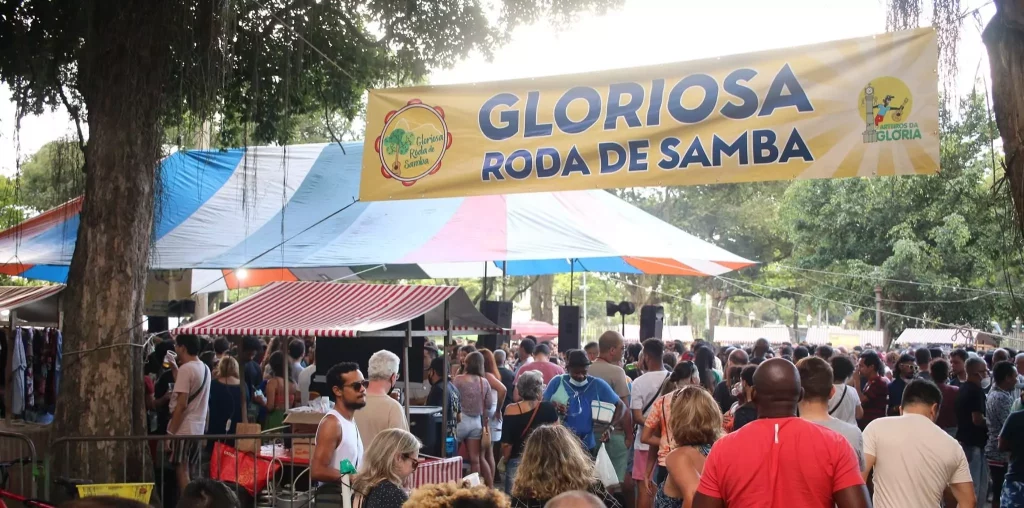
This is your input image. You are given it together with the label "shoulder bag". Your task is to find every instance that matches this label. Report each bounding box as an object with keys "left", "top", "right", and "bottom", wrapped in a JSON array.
[{"left": 828, "top": 385, "right": 848, "bottom": 416}]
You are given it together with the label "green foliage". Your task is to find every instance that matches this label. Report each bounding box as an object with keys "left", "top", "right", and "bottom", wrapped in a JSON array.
[
  {"left": 15, "top": 139, "right": 85, "bottom": 212},
  {"left": 1, "top": 0, "right": 624, "bottom": 149},
  {"left": 778, "top": 93, "right": 1020, "bottom": 332}
]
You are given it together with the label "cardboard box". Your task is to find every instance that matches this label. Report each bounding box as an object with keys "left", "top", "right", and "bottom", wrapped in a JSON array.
[
  {"left": 283, "top": 410, "right": 325, "bottom": 435},
  {"left": 291, "top": 438, "right": 314, "bottom": 461}
]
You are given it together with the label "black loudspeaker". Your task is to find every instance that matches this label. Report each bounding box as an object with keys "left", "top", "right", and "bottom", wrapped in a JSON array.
[
  {"left": 640, "top": 305, "right": 665, "bottom": 341},
  {"left": 168, "top": 299, "right": 196, "bottom": 315},
  {"left": 147, "top": 316, "right": 169, "bottom": 334},
  {"left": 478, "top": 300, "right": 512, "bottom": 351},
  {"left": 558, "top": 305, "right": 581, "bottom": 352},
  {"left": 312, "top": 316, "right": 427, "bottom": 398}
]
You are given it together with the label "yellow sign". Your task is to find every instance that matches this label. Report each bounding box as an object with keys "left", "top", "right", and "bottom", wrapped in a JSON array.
[
  {"left": 77, "top": 483, "right": 154, "bottom": 503},
  {"left": 359, "top": 28, "right": 939, "bottom": 201}
]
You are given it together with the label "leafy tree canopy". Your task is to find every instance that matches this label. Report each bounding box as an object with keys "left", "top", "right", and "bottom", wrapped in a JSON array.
[{"left": 778, "top": 93, "right": 1021, "bottom": 332}]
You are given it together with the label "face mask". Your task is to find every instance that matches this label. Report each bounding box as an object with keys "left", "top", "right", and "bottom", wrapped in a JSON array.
[
  {"left": 981, "top": 377, "right": 992, "bottom": 389},
  {"left": 569, "top": 377, "right": 588, "bottom": 387},
  {"left": 731, "top": 382, "right": 742, "bottom": 397}
]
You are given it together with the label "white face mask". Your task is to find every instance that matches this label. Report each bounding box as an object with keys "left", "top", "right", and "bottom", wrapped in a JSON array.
[
  {"left": 569, "top": 377, "right": 588, "bottom": 387},
  {"left": 981, "top": 377, "right": 992, "bottom": 390}
]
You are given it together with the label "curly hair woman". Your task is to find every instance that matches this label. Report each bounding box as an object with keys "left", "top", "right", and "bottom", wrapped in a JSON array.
[
  {"left": 510, "top": 424, "right": 621, "bottom": 508},
  {"left": 402, "top": 483, "right": 510, "bottom": 508}
]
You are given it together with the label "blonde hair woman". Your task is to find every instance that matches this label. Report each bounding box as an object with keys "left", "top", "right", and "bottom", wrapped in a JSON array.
[
  {"left": 352, "top": 428, "right": 423, "bottom": 508},
  {"left": 510, "top": 425, "right": 621, "bottom": 507},
  {"left": 641, "top": 362, "right": 701, "bottom": 492},
  {"left": 659, "top": 386, "right": 722, "bottom": 508}
]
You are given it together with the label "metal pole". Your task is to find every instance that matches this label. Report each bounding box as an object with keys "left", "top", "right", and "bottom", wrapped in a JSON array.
[
  {"left": 501, "top": 261, "right": 507, "bottom": 301},
  {"left": 284, "top": 336, "right": 290, "bottom": 413},
  {"left": 874, "top": 285, "right": 883, "bottom": 331},
  {"left": 442, "top": 300, "right": 451, "bottom": 459},
  {"left": 582, "top": 272, "right": 588, "bottom": 338},
  {"left": 569, "top": 260, "right": 575, "bottom": 305},
  {"left": 403, "top": 321, "right": 412, "bottom": 424},
  {"left": 5, "top": 310, "right": 15, "bottom": 425}
]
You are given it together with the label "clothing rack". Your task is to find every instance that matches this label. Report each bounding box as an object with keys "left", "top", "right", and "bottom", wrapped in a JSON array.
[{"left": 4, "top": 308, "right": 64, "bottom": 426}]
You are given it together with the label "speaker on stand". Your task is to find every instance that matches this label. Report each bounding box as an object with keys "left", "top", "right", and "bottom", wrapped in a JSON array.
[
  {"left": 640, "top": 305, "right": 665, "bottom": 341},
  {"left": 558, "top": 305, "right": 581, "bottom": 352},
  {"left": 478, "top": 300, "right": 512, "bottom": 351}
]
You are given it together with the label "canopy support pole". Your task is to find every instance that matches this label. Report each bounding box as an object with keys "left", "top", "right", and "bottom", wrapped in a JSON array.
[
  {"left": 501, "top": 261, "right": 507, "bottom": 301},
  {"left": 442, "top": 300, "right": 451, "bottom": 459},
  {"left": 5, "top": 310, "right": 14, "bottom": 425},
  {"left": 569, "top": 259, "right": 575, "bottom": 305},
  {"left": 284, "top": 337, "right": 290, "bottom": 414},
  {"left": 403, "top": 321, "right": 411, "bottom": 425}
]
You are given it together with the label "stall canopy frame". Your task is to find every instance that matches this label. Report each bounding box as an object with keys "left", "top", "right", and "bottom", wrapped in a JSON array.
[
  {"left": 174, "top": 281, "right": 510, "bottom": 457},
  {"left": 0, "top": 285, "right": 65, "bottom": 425}
]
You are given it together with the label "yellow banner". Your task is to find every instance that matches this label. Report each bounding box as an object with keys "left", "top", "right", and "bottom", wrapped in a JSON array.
[
  {"left": 359, "top": 28, "right": 939, "bottom": 201},
  {"left": 78, "top": 483, "right": 154, "bottom": 502}
]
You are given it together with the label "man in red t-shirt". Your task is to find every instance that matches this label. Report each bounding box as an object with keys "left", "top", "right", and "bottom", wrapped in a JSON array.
[{"left": 693, "top": 359, "right": 870, "bottom": 508}]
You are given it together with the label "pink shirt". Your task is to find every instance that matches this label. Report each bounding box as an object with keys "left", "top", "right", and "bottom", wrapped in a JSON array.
[{"left": 515, "top": 360, "right": 565, "bottom": 384}]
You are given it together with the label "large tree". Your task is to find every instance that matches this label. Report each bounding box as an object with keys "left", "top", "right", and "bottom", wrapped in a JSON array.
[
  {"left": 0, "top": 0, "right": 620, "bottom": 483},
  {"left": 886, "top": 0, "right": 1024, "bottom": 246},
  {"left": 779, "top": 93, "right": 1020, "bottom": 339}
]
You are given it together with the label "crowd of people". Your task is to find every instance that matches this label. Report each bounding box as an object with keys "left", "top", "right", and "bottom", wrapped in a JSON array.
[{"left": 134, "top": 330, "right": 1024, "bottom": 508}]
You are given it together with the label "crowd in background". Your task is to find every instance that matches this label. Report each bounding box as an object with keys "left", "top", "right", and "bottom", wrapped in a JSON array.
[{"left": 127, "top": 330, "right": 1024, "bottom": 508}]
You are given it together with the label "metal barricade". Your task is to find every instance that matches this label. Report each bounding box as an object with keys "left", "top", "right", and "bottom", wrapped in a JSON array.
[
  {"left": 0, "top": 430, "right": 38, "bottom": 500},
  {"left": 49, "top": 433, "right": 317, "bottom": 507}
]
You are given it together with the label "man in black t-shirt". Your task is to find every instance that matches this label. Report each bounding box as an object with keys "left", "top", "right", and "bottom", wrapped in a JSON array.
[
  {"left": 426, "top": 357, "right": 461, "bottom": 437},
  {"left": 956, "top": 356, "right": 990, "bottom": 504},
  {"left": 494, "top": 350, "right": 515, "bottom": 407}
]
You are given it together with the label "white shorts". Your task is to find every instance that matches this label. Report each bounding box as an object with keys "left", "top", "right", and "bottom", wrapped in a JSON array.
[{"left": 457, "top": 415, "right": 483, "bottom": 441}]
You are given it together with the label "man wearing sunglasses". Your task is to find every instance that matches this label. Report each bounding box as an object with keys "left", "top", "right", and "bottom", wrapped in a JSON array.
[{"left": 312, "top": 362, "right": 368, "bottom": 487}]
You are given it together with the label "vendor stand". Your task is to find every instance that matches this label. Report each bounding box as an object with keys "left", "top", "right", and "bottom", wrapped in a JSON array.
[
  {"left": 0, "top": 285, "right": 64, "bottom": 426},
  {"left": 176, "top": 281, "right": 510, "bottom": 459}
]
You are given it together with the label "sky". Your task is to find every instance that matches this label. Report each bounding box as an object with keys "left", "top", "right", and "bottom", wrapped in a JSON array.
[{"left": 0, "top": 0, "right": 996, "bottom": 177}]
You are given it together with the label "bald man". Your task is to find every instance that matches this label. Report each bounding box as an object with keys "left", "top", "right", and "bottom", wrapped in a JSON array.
[
  {"left": 545, "top": 491, "right": 605, "bottom": 508},
  {"left": 693, "top": 359, "right": 870, "bottom": 508},
  {"left": 588, "top": 330, "right": 634, "bottom": 501}
]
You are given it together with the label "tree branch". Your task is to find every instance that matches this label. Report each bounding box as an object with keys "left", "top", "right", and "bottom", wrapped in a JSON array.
[{"left": 507, "top": 276, "right": 541, "bottom": 302}]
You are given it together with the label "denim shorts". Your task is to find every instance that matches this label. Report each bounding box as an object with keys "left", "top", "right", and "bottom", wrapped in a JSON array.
[{"left": 457, "top": 415, "right": 483, "bottom": 441}]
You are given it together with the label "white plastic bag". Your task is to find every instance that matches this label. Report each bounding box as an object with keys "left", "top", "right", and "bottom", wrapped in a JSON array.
[
  {"left": 341, "top": 474, "right": 354, "bottom": 508},
  {"left": 595, "top": 444, "right": 619, "bottom": 489}
]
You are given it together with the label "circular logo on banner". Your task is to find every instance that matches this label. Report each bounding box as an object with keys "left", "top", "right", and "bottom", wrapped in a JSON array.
[
  {"left": 374, "top": 100, "right": 453, "bottom": 187},
  {"left": 858, "top": 77, "right": 918, "bottom": 144}
]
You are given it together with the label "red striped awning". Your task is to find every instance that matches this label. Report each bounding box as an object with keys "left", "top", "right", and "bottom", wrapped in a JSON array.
[
  {"left": 178, "top": 282, "right": 497, "bottom": 337},
  {"left": 0, "top": 285, "right": 64, "bottom": 310}
]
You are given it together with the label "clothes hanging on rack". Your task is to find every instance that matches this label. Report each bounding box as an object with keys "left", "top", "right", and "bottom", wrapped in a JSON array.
[
  {"left": 22, "top": 329, "right": 34, "bottom": 410},
  {"left": 11, "top": 328, "right": 26, "bottom": 415},
  {"left": 44, "top": 329, "right": 61, "bottom": 407}
]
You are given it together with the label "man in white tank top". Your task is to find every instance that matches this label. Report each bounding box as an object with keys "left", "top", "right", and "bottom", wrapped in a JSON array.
[{"left": 312, "top": 362, "right": 367, "bottom": 484}]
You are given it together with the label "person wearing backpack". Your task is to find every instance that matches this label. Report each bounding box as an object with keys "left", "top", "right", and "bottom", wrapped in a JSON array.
[
  {"left": 166, "top": 333, "right": 212, "bottom": 496},
  {"left": 543, "top": 350, "right": 624, "bottom": 454}
]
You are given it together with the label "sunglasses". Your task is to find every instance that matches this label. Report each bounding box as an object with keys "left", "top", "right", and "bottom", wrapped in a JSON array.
[
  {"left": 404, "top": 454, "right": 423, "bottom": 470},
  {"left": 344, "top": 380, "right": 370, "bottom": 391}
]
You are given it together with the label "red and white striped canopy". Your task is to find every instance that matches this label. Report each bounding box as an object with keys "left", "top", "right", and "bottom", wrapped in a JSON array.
[
  {"left": 177, "top": 281, "right": 503, "bottom": 337},
  {"left": 0, "top": 285, "right": 63, "bottom": 310}
]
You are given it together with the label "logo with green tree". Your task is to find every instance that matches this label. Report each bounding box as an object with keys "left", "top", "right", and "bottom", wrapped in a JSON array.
[{"left": 375, "top": 99, "right": 452, "bottom": 187}]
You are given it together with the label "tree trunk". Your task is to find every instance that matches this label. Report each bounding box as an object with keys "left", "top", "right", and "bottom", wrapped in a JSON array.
[
  {"left": 54, "top": 0, "right": 172, "bottom": 484},
  {"left": 531, "top": 275, "right": 554, "bottom": 323},
  {"left": 985, "top": 1, "right": 1024, "bottom": 237}
]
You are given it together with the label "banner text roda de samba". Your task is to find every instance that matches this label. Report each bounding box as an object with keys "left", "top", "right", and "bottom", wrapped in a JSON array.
[{"left": 359, "top": 28, "right": 939, "bottom": 201}]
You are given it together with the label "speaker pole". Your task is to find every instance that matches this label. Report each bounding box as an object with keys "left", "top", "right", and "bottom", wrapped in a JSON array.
[
  {"left": 621, "top": 313, "right": 625, "bottom": 336},
  {"left": 569, "top": 259, "right": 575, "bottom": 305},
  {"left": 501, "top": 261, "right": 507, "bottom": 301}
]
